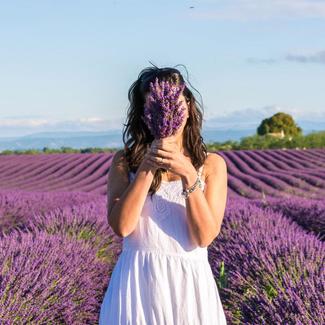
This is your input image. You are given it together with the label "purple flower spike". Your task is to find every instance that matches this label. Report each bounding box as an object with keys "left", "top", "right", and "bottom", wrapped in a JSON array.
[{"left": 141, "top": 77, "right": 187, "bottom": 139}]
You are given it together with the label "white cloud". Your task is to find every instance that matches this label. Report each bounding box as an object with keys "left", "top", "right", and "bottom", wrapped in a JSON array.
[
  {"left": 0, "top": 116, "right": 125, "bottom": 137},
  {"left": 186, "top": 0, "right": 325, "bottom": 21},
  {"left": 0, "top": 118, "right": 50, "bottom": 127},
  {"left": 286, "top": 50, "right": 325, "bottom": 64},
  {"left": 78, "top": 117, "right": 105, "bottom": 123},
  {"left": 0, "top": 116, "right": 124, "bottom": 128},
  {"left": 0, "top": 108, "right": 323, "bottom": 138},
  {"left": 247, "top": 49, "right": 325, "bottom": 65},
  {"left": 204, "top": 104, "right": 324, "bottom": 129}
]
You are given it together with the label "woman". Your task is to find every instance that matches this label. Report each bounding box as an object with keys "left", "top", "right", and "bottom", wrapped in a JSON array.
[{"left": 99, "top": 64, "right": 228, "bottom": 324}]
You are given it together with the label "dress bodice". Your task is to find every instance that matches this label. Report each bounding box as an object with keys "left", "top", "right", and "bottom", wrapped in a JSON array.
[{"left": 123, "top": 164, "right": 208, "bottom": 260}]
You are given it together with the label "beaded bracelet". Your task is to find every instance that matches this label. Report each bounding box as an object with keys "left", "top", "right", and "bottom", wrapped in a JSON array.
[{"left": 181, "top": 175, "right": 203, "bottom": 199}]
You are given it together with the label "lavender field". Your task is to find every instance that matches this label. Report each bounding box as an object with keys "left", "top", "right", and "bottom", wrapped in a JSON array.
[{"left": 0, "top": 148, "right": 324, "bottom": 324}]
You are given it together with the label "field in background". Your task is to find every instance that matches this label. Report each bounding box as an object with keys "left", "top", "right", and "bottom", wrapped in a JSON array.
[
  {"left": 0, "top": 148, "right": 324, "bottom": 199},
  {"left": 0, "top": 148, "right": 324, "bottom": 323}
]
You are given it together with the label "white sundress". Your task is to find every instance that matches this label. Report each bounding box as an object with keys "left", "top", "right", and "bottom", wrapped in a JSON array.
[{"left": 99, "top": 156, "right": 227, "bottom": 324}]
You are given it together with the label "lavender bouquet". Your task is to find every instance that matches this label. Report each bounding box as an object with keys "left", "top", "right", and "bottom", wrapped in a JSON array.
[{"left": 141, "top": 77, "right": 187, "bottom": 139}]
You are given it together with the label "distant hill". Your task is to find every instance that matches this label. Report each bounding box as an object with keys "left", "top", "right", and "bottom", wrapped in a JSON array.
[
  {"left": 0, "top": 129, "right": 258, "bottom": 151},
  {"left": 0, "top": 127, "right": 322, "bottom": 151}
]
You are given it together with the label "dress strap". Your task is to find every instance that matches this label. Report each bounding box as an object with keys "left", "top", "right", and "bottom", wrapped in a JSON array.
[
  {"left": 198, "top": 165, "right": 204, "bottom": 177},
  {"left": 197, "top": 152, "right": 210, "bottom": 180}
]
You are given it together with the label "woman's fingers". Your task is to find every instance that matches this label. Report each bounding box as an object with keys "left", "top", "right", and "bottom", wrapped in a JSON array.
[
  {"left": 147, "top": 142, "right": 175, "bottom": 170},
  {"left": 151, "top": 152, "right": 170, "bottom": 162}
]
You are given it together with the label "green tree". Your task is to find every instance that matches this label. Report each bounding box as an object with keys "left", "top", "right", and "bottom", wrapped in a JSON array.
[{"left": 257, "top": 112, "right": 302, "bottom": 137}]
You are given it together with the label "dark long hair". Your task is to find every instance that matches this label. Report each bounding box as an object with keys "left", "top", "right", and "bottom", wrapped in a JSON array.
[{"left": 122, "top": 63, "right": 208, "bottom": 199}]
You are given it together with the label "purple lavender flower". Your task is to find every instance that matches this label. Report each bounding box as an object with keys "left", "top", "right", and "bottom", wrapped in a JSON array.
[{"left": 141, "top": 77, "right": 187, "bottom": 138}]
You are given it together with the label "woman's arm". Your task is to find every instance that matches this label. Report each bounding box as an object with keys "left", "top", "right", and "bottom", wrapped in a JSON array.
[
  {"left": 181, "top": 153, "right": 228, "bottom": 247},
  {"left": 107, "top": 148, "right": 157, "bottom": 237}
]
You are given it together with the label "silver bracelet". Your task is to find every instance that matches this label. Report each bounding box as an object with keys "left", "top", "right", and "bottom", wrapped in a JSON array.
[{"left": 181, "top": 176, "right": 203, "bottom": 199}]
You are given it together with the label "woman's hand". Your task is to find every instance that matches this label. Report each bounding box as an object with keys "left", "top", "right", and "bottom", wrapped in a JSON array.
[{"left": 146, "top": 138, "right": 194, "bottom": 177}]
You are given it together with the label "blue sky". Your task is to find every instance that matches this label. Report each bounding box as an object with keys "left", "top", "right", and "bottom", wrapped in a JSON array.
[{"left": 0, "top": 0, "right": 324, "bottom": 137}]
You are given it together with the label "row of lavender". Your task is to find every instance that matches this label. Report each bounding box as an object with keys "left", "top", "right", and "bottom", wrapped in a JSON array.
[
  {"left": 209, "top": 197, "right": 324, "bottom": 324},
  {"left": 0, "top": 189, "right": 324, "bottom": 323},
  {"left": 0, "top": 190, "right": 122, "bottom": 323},
  {"left": 0, "top": 148, "right": 324, "bottom": 199}
]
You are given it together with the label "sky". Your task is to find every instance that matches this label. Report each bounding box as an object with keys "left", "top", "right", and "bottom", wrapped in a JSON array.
[{"left": 0, "top": 0, "right": 324, "bottom": 137}]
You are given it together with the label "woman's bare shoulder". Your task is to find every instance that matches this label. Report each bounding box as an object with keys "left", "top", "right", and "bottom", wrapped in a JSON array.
[
  {"left": 111, "top": 149, "right": 129, "bottom": 175},
  {"left": 203, "top": 152, "right": 227, "bottom": 181},
  {"left": 114, "top": 149, "right": 128, "bottom": 161}
]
